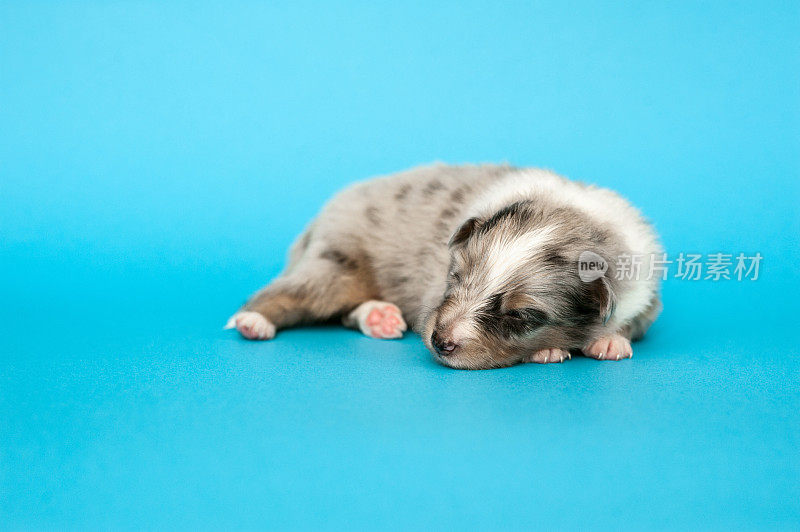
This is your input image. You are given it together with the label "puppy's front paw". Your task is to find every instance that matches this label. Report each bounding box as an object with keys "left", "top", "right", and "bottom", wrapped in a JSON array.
[
  {"left": 224, "top": 311, "right": 276, "bottom": 340},
  {"left": 525, "top": 348, "right": 571, "bottom": 364},
  {"left": 345, "top": 300, "right": 407, "bottom": 339},
  {"left": 583, "top": 334, "right": 632, "bottom": 361}
]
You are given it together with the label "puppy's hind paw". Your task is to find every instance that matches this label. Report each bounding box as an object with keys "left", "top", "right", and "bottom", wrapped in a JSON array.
[
  {"left": 225, "top": 311, "right": 276, "bottom": 340},
  {"left": 345, "top": 300, "right": 407, "bottom": 339}
]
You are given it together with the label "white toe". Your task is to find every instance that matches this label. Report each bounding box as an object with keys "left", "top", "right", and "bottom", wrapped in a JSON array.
[{"left": 228, "top": 311, "right": 276, "bottom": 340}]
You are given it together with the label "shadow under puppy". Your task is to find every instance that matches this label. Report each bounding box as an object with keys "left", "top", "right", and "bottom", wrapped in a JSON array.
[{"left": 226, "top": 164, "right": 662, "bottom": 369}]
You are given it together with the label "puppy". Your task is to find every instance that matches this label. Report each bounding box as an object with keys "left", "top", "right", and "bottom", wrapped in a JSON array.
[{"left": 226, "top": 164, "right": 662, "bottom": 369}]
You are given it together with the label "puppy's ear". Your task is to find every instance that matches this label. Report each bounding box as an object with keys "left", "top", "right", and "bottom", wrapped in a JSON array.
[
  {"left": 448, "top": 217, "right": 480, "bottom": 248},
  {"left": 589, "top": 275, "right": 617, "bottom": 324}
]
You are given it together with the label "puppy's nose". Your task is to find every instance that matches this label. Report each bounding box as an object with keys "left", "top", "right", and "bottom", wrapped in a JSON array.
[{"left": 431, "top": 331, "right": 458, "bottom": 356}]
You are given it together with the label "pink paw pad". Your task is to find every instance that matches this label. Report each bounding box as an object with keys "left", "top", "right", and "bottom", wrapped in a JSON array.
[{"left": 360, "top": 303, "right": 407, "bottom": 339}]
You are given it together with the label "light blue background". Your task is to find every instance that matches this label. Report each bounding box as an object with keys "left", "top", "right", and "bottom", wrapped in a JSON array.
[{"left": 2, "top": 1, "right": 799, "bottom": 529}]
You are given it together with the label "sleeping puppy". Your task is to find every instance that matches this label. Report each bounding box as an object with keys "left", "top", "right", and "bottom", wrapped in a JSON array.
[{"left": 226, "top": 164, "right": 662, "bottom": 369}]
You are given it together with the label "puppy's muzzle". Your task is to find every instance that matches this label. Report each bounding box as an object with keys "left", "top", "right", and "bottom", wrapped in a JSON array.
[{"left": 431, "top": 330, "right": 459, "bottom": 356}]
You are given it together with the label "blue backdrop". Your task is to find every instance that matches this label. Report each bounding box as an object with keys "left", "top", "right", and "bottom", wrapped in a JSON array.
[{"left": 2, "top": 1, "right": 798, "bottom": 529}]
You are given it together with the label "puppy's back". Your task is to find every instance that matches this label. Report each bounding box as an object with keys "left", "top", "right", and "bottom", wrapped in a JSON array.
[{"left": 306, "top": 164, "right": 513, "bottom": 325}]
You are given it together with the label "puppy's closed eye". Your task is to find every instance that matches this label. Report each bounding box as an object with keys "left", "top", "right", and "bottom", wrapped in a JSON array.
[
  {"left": 504, "top": 309, "right": 525, "bottom": 320},
  {"left": 504, "top": 308, "right": 547, "bottom": 325}
]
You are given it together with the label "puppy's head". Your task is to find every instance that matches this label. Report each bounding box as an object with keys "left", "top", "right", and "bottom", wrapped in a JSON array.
[{"left": 423, "top": 201, "right": 618, "bottom": 369}]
